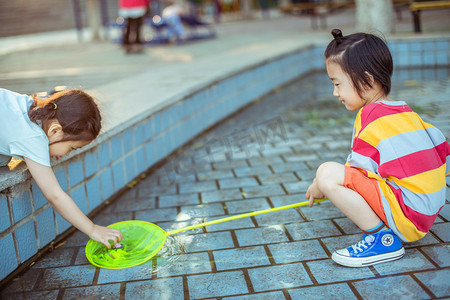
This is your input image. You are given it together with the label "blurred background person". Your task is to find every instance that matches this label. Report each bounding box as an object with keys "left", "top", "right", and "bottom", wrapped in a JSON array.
[{"left": 119, "top": 0, "right": 150, "bottom": 53}]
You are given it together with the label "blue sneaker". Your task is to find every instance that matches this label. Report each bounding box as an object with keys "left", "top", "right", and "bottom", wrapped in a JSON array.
[{"left": 331, "top": 229, "right": 405, "bottom": 267}]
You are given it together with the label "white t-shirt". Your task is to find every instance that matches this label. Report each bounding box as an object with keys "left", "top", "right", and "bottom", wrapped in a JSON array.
[{"left": 0, "top": 88, "right": 51, "bottom": 167}]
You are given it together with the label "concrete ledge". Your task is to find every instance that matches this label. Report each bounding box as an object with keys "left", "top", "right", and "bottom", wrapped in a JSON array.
[{"left": 0, "top": 36, "right": 449, "bottom": 282}]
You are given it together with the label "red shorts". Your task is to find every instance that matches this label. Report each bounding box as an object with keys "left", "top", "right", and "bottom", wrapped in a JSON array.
[{"left": 344, "top": 166, "right": 388, "bottom": 225}]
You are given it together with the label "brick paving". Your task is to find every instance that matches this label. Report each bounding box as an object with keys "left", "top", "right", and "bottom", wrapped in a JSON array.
[{"left": 2, "top": 66, "right": 449, "bottom": 299}]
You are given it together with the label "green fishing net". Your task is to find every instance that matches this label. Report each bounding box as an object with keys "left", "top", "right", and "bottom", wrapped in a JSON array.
[{"left": 85, "top": 220, "right": 167, "bottom": 269}]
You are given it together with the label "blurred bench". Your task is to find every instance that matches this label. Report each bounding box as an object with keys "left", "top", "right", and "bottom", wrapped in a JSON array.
[
  {"left": 278, "top": 1, "right": 355, "bottom": 29},
  {"left": 410, "top": 0, "right": 450, "bottom": 32}
]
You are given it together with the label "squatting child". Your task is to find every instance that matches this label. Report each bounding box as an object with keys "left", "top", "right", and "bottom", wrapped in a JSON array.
[
  {"left": 0, "top": 88, "right": 123, "bottom": 248},
  {"left": 306, "top": 29, "right": 450, "bottom": 267}
]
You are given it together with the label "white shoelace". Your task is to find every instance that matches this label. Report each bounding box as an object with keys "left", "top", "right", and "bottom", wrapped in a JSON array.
[{"left": 351, "top": 235, "right": 375, "bottom": 253}]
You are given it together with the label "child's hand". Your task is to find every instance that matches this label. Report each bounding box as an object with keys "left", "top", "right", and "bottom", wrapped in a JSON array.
[
  {"left": 306, "top": 178, "right": 325, "bottom": 207},
  {"left": 89, "top": 224, "right": 123, "bottom": 249}
]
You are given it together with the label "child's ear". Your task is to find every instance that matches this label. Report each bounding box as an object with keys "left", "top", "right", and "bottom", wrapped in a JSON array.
[
  {"left": 47, "top": 120, "right": 64, "bottom": 141},
  {"left": 364, "top": 71, "right": 375, "bottom": 86}
]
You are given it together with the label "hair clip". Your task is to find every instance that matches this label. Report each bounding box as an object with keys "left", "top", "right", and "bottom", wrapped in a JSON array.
[{"left": 53, "top": 103, "right": 57, "bottom": 110}]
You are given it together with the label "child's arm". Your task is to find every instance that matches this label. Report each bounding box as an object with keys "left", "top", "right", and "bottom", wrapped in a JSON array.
[{"left": 24, "top": 158, "right": 123, "bottom": 248}]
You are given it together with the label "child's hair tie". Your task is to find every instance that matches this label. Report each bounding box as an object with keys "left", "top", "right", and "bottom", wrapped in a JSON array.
[
  {"left": 52, "top": 103, "right": 57, "bottom": 110},
  {"left": 331, "top": 28, "right": 344, "bottom": 45}
]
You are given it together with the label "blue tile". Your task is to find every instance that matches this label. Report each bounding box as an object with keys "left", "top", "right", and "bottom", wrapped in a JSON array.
[
  {"left": 0, "top": 194, "right": 11, "bottom": 232},
  {"left": 156, "top": 252, "right": 212, "bottom": 276},
  {"left": 84, "top": 151, "right": 98, "bottom": 178},
  {"left": 268, "top": 239, "right": 328, "bottom": 264},
  {"left": 39, "top": 265, "right": 96, "bottom": 289},
  {"left": 12, "top": 189, "right": 32, "bottom": 223},
  {"left": 235, "top": 226, "right": 289, "bottom": 246},
  {"left": 55, "top": 210, "right": 71, "bottom": 233},
  {"left": 98, "top": 261, "right": 153, "bottom": 284},
  {"left": 145, "top": 140, "right": 155, "bottom": 169},
  {"left": 15, "top": 219, "right": 38, "bottom": 262},
  {"left": 98, "top": 141, "right": 112, "bottom": 169},
  {"left": 182, "top": 231, "right": 234, "bottom": 252},
  {"left": 123, "top": 128, "right": 134, "bottom": 154},
  {"left": 436, "top": 52, "right": 449, "bottom": 65},
  {"left": 188, "top": 271, "right": 248, "bottom": 298},
  {"left": 64, "top": 283, "right": 121, "bottom": 299},
  {"left": 100, "top": 167, "right": 114, "bottom": 200},
  {"left": 32, "top": 182, "right": 47, "bottom": 210},
  {"left": 144, "top": 118, "right": 153, "bottom": 141},
  {"left": 435, "top": 40, "right": 449, "bottom": 51},
  {"left": 124, "top": 153, "right": 137, "bottom": 182},
  {"left": 111, "top": 135, "right": 123, "bottom": 161},
  {"left": 415, "top": 269, "right": 450, "bottom": 298},
  {"left": 112, "top": 160, "right": 126, "bottom": 191},
  {"left": 86, "top": 176, "right": 102, "bottom": 210},
  {"left": 54, "top": 166, "right": 68, "bottom": 191},
  {"left": 289, "top": 283, "right": 357, "bottom": 299},
  {"left": 125, "top": 277, "right": 184, "bottom": 299},
  {"left": 213, "top": 246, "right": 270, "bottom": 270},
  {"left": 153, "top": 112, "right": 162, "bottom": 136},
  {"left": 306, "top": 260, "right": 375, "bottom": 284},
  {"left": 0, "top": 233, "right": 18, "bottom": 281},
  {"left": 68, "top": 160, "right": 84, "bottom": 187},
  {"left": 136, "top": 147, "right": 147, "bottom": 174},
  {"left": 353, "top": 275, "right": 429, "bottom": 299},
  {"left": 248, "top": 263, "right": 313, "bottom": 292},
  {"left": 36, "top": 207, "right": 56, "bottom": 247},
  {"left": 71, "top": 184, "right": 88, "bottom": 215}
]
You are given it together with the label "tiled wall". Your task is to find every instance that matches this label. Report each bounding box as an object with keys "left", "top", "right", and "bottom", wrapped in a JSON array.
[{"left": 0, "top": 37, "right": 449, "bottom": 282}]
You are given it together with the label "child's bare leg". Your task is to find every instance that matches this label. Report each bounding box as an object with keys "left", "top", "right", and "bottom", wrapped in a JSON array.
[{"left": 315, "top": 162, "right": 381, "bottom": 231}]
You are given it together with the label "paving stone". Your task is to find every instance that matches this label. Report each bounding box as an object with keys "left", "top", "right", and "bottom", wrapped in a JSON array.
[
  {"left": 235, "top": 226, "right": 289, "bottom": 246},
  {"left": 333, "top": 218, "right": 361, "bottom": 235},
  {"left": 373, "top": 248, "right": 436, "bottom": 276},
  {"left": 74, "top": 247, "right": 90, "bottom": 265},
  {"left": 125, "top": 277, "right": 184, "bottom": 300},
  {"left": 283, "top": 153, "right": 319, "bottom": 162},
  {"left": 201, "top": 188, "right": 243, "bottom": 203},
  {"left": 270, "top": 194, "right": 307, "bottom": 207},
  {"left": 158, "top": 193, "right": 200, "bottom": 207},
  {"left": 138, "top": 184, "right": 177, "bottom": 197},
  {"left": 414, "top": 269, "right": 450, "bottom": 298},
  {"left": 224, "top": 291, "right": 285, "bottom": 299},
  {"left": 259, "top": 146, "right": 293, "bottom": 156},
  {"left": 104, "top": 197, "right": 156, "bottom": 213},
  {"left": 135, "top": 207, "right": 178, "bottom": 222},
  {"left": 226, "top": 198, "right": 271, "bottom": 214},
  {"left": 61, "top": 230, "right": 90, "bottom": 247},
  {"left": 271, "top": 162, "right": 310, "bottom": 173},
  {"left": 234, "top": 165, "right": 272, "bottom": 177},
  {"left": 213, "top": 246, "right": 271, "bottom": 271},
  {"left": 352, "top": 275, "right": 429, "bottom": 299},
  {"left": 179, "top": 203, "right": 225, "bottom": 219},
  {"left": 420, "top": 244, "right": 450, "bottom": 267},
  {"left": 247, "top": 156, "right": 284, "bottom": 166},
  {"left": 39, "top": 265, "right": 96, "bottom": 289},
  {"left": 430, "top": 222, "right": 450, "bottom": 242},
  {"left": 157, "top": 218, "right": 205, "bottom": 235},
  {"left": 0, "top": 268, "right": 42, "bottom": 293},
  {"left": 256, "top": 172, "right": 299, "bottom": 185},
  {"left": 298, "top": 201, "right": 345, "bottom": 220},
  {"left": 157, "top": 252, "right": 212, "bottom": 277},
  {"left": 179, "top": 180, "right": 218, "bottom": 194},
  {"left": 33, "top": 247, "right": 76, "bottom": 268},
  {"left": 254, "top": 209, "right": 304, "bottom": 226},
  {"left": 286, "top": 220, "right": 342, "bottom": 241},
  {"left": 63, "top": 283, "right": 121, "bottom": 299},
  {"left": 205, "top": 216, "right": 255, "bottom": 231},
  {"left": 321, "top": 234, "right": 365, "bottom": 253},
  {"left": 92, "top": 211, "right": 133, "bottom": 225},
  {"left": 188, "top": 271, "right": 248, "bottom": 298},
  {"left": 197, "top": 169, "right": 235, "bottom": 181},
  {"left": 182, "top": 231, "right": 235, "bottom": 252},
  {"left": 213, "top": 160, "right": 249, "bottom": 170},
  {"left": 306, "top": 260, "right": 375, "bottom": 284},
  {"left": 404, "top": 233, "right": 440, "bottom": 248},
  {"left": 248, "top": 262, "right": 313, "bottom": 292},
  {"left": 289, "top": 283, "right": 357, "bottom": 299},
  {"left": 219, "top": 177, "right": 260, "bottom": 189},
  {"left": 1, "top": 290, "right": 59, "bottom": 300},
  {"left": 242, "top": 184, "right": 285, "bottom": 198},
  {"left": 268, "top": 240, "right": 329, "bottom": 264},
  {"left": 97, "top": 260, "right": 153, "bottom": 284},
  {"left": 294, "top": 169, "right": 317, "bottom": 181},
  {"left": 283, "top": 181, "right": 312, "bottom": 194}
]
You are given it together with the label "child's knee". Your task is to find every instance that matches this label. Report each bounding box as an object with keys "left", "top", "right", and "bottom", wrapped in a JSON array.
[{"left": 316, "top": 161, "right": 345, "bottom": 190}]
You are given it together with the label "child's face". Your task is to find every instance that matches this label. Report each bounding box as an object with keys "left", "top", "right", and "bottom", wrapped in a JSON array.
[
  {"left": 326, "top": 60, "right": 366, "bottom": 111},
  {"left": 49, "top": 140, "right": 90, "bottom": 160}
]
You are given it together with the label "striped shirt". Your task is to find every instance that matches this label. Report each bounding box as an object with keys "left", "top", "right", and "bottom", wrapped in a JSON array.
[{"left": 346, "top": 100, "right": 449, "bottom": 242}]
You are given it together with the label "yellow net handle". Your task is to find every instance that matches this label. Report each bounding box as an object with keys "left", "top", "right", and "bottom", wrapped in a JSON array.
[{"left": 166, "top": 198, "right": 327, "bottom": 236}]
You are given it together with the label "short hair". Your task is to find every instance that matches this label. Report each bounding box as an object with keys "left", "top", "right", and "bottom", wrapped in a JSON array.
[{"left": 324, "top": 29, "right": 393, "bottom": 97}]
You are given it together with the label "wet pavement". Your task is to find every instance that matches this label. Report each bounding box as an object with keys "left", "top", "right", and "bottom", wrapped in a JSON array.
[{"left": 1, "top": 6, "right": 450, "bottom": 300}]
